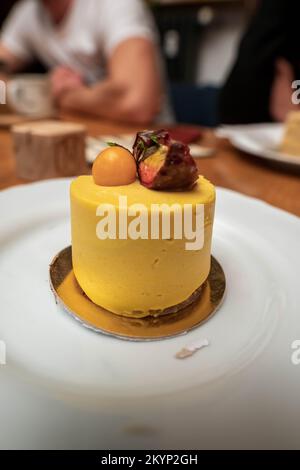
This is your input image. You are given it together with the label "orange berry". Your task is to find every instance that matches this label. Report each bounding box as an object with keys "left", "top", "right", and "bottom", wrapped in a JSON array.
[{"left": 92, "top": 146, "right": 137, "bottom": 186}]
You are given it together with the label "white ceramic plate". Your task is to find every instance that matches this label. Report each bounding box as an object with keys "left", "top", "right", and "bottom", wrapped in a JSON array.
[
  {"left": 0, "top": 179, "right": 300, "bottom": 450},
  {"left": 218, "top": 123, "right": 300, "bottom": 166}
]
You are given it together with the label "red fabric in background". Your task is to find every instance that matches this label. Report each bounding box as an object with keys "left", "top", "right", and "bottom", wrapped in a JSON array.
[{"left": 166, "top": 125, "right": 203, "bottom": 144}]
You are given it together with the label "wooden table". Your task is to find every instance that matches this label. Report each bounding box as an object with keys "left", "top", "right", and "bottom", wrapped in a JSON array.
[{"left": 1, "top": 114, "right": 300, "bottom": 217}]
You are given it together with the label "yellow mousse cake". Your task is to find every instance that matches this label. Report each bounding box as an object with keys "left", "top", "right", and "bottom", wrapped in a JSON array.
[
  {"left": 280, "top": 112, "right": 300, "bottom": 156},
  {"left": 71, "top": 176, "right": 215, "bottom": 317},
  {"left": 70, "top": 130, "right": 216, "bottom": 318}
]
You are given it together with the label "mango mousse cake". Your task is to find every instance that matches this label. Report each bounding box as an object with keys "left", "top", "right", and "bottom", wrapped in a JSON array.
[{"left": 70, "top": 130, "right": 215, "bottom": 318}]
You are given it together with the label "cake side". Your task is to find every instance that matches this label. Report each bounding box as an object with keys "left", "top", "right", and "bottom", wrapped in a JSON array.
[{"left": 70, "top": 176, "right": 215, "bottom": 317}]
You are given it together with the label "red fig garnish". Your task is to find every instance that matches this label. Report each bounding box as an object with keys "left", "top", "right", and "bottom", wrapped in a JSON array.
[{"left": 133, "top": 130, "right": 199, "bottom": 190}]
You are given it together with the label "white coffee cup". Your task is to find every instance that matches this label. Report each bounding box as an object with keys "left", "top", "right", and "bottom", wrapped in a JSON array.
[{"left": 7, "top": 74, "right": 55, "bottom": 118}]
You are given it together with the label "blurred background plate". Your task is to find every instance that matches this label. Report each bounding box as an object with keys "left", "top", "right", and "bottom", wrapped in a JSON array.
[
  {"left": 86, "top": 133, "right": 214, "bottom": 164},
  {"left": 218, "top": 123, "right": 300, "bottom": 166}
]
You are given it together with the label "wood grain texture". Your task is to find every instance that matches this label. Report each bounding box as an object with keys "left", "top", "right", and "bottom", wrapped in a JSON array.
[
  {"left": 11, "top": 120, "right": 87, "bottom": 180},
  {"left": 0, "top": 113, "right": 299, "bottom": 216}
]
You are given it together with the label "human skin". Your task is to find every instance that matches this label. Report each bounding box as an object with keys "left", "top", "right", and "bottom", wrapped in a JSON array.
[
  {"left": 0, "top": 0, "right": 162, "bottom": 124},
  {"left": 270, "top": 58, "right": 300, "bottom": 122}
]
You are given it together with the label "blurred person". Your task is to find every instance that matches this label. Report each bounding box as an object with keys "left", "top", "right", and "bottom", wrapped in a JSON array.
[
  {"left": 220, "top": 0, "right": 300, "bottom": 124},
  {"left": 0, "top": 0, "right": 173, "bottom": 124}
]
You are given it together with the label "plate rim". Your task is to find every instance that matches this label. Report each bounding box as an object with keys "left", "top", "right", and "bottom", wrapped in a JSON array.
[{"left": 218, "top": 123, "right": 300, "bottom": 166}]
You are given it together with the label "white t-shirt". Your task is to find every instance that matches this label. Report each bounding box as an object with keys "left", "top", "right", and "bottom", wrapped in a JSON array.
[
  {"left": 1, "top": 0, "right": 157, "bottom": 84},
  {"left": 1, "top": 0, "right": 174, "bottom": 122}
]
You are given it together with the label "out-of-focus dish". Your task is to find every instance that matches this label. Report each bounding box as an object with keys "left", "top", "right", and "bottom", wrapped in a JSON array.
[{"left": 218, "top": 122, "right": 300, "bottom": 166}]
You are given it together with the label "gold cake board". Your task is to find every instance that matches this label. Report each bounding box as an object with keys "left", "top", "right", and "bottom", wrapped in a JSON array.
[{"left": 50, "top": 246, "right": 226, "bottom": 341}]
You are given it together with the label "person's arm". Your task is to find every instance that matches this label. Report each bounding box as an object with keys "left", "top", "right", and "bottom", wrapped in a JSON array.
[
  {"left": 270, "top": 58, "right": 299, "bottom": 122},
  {"left": 52, "top": 37, "right": 162, "bottom": 125}
]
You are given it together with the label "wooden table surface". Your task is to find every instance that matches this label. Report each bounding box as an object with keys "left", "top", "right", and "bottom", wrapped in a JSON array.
[{"left": 0, "top": 113, "right": 300, "bottom": 217}]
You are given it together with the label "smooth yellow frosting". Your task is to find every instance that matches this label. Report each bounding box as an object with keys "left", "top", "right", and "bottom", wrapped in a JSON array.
[{"left": 70, "top": 176, "right": 215, "bottom": 317}]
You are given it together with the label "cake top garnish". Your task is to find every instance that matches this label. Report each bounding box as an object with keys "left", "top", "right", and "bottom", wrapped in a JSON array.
[
  {"left": 133, "top": 129, "right": 199, "bottom": 191},
  {"left": 92, "top": 129, "right": 199, "bottom": 190},
  {"left": 92, "top": 145, "right": 136, "bottom": 186}
]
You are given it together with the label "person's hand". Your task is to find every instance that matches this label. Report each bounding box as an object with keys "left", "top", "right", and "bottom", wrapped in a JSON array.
[
  {"left": 50, "top": 66, "right": 84, "bottom": 103},
  {"left": 270, "top": 58, "right": 299, "bottom": 122}
]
